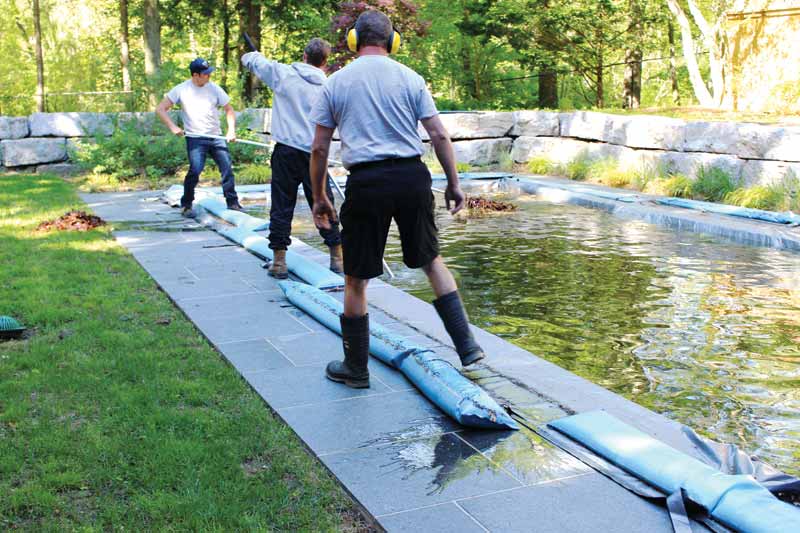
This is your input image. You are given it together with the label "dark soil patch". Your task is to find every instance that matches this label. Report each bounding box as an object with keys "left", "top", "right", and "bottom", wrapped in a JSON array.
[
  {"left": 37, "top": 211, "right": 106, "bottom": 232},
  {"left": 464, "top": 196, "right": 517, "bottom": 216}
]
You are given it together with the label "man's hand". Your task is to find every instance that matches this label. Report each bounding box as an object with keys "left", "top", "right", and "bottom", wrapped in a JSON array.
[
  {"left": 313, "top": 198, "right": 337, "bottom": 230},
  {"left": 171, "top": 126, "right": 184, "bottom": 136},
  {"left": 444, "top": 184, "right": 466, "bottom": 214},
  {"left": 226, "top": 131, "right": 237, "bottom": 143}
]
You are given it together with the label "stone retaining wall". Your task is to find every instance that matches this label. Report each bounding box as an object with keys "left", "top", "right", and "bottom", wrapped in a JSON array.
[{"left": 2, "top": 109, "right": 799, "bottom": 186}]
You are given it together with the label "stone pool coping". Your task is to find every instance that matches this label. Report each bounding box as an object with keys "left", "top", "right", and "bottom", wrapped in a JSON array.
[
  {"left": 81, "top": 190, "right": 719, "bottom": 532},
  {"left": 510, "top": 174, "right": 800, "bottom": 252}
]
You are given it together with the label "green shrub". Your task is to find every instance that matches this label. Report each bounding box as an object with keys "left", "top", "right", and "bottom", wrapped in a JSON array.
[
  {"left": 565, "top": 156, "right": 591, "bottom": 181},
  {"left": 495, "top": 150, "right": 514, "bottom": 171},
  {"left": 237, "top": 164, "right": 272, "bottom": 185},
  {"left": 768, "top": 171, "right": 800, "bottom": 212},
  {"left": 691, "top": 166, "right": 739, "bottom": 202},
  {"left": 456, "top": 162, "right": 472, "bottom": 173},
  {"left": 644, "top": 174, "right": 693, "bottom": 198},
  {"left": 724, "top": 186, "right": 780, "bottom": 210},
  {"left": 72, "top": 122, "right": 270, "bottom": 181},
  {"left": 527, "top": 157, "right": 554, "bottom": 175},
  {"left": 586, "top": 159, "right": 634, "bottom": 188}
]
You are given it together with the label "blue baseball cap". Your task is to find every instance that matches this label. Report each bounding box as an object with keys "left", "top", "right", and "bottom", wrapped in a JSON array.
[{"left": 189, "top": 58, "right": 215, "bottom": 75}]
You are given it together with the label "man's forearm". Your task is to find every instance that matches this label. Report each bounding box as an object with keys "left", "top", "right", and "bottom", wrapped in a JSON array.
[
  {"left": 310, "top": 145, "right": 330, "bottom": 201},
  {"left": 226, "top": 108, "right": 236, "bottom": 135},
  {"left": 431, "top": 134, "right": 460, "bottom": 187},
  {"left": 156, "top": 107, "right": 177, "bottom": 131}
]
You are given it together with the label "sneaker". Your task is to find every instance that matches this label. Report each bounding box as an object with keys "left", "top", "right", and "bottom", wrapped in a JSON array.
[
  {"left": 227, "top": 202, "right": 244, "bottom": 212},
  {"left": 181, "top": 206, "right": 196, "bottom": 219}
]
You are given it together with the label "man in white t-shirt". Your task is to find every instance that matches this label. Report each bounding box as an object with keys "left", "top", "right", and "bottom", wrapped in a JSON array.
[
  {"left": 156, "top": 58, "right": 242, "bottom": 217},
  {"left": 309, "top": 11, "right": 485, "bottom": 389}
]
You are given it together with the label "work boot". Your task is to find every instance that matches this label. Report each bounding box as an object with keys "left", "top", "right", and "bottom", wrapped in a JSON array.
[
  {"left": 268, "top": 249, "right": 288, "bottom": 279},
  {"left": 326, "top": 314, "right": 370, "bottom": 388},
  {"left": 181, "top": 206, "right": 196, "bottom": 219},
  {"left": 227, "top": 201, "right": 244, "bottom": 212},
  {"left": 433, "top": 290, "right": 486, "bottom": 367},
  {"left": 329, "top": 244, "right": 344, "bottom": 274}
]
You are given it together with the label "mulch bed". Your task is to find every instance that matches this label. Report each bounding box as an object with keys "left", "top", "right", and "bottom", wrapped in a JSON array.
[{"left": 36, "top": 211, "right": 107, "bottom": 232}]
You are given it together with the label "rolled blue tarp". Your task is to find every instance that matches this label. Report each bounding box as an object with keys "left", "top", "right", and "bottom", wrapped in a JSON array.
[
  {"left": 517, "top": 178, "right": 640, "bottom": 203},
  {"left": 214, "top": 226, "right": 343, "bottom": 290},
  {"left": 431, "top": 172, "right": 513, "bottom": 181},
  {"left": 195, "top": 197, "right": 269, "bottom": 231},
  {"left": 657, "top": 197, "right": 800, "bottom": 225},
  {"left": 279, "top": 280, "right": 518, "bottom": 430},
  {"left": 549, "top": 411, "right": 800, "bottom": 533}
]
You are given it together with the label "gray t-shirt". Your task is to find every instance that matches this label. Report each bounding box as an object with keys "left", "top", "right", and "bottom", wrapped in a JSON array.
[
  {"left": 309, "top": 55, "right": 437, "bottom": 169},
  {"left": 166, "top": 80, "right": 230, "bottom": 136}
]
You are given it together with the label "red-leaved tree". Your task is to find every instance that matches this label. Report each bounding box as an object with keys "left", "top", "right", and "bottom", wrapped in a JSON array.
[{"left": 329, "top": 0, "right": 430, "bottom": 69}]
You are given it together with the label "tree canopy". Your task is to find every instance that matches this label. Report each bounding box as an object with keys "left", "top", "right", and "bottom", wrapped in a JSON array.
[{"left": 0, "top": 0, "right": 733, "bottom": 115}]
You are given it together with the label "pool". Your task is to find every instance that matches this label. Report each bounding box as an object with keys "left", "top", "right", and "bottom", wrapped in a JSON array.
[{"left": 283, "top": 185, "right": 800, "bottom": 476}]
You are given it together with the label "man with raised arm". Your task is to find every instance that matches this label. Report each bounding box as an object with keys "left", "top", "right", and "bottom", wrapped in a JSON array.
[
  {"left": 241, "top": 38, "right": 343, "bottom": 278},
  {"left": 309, "top": 10, "right": 485, "bottom": 389},
  {"left": 156, "top": 58, "right": 243, "bottom": 217}
]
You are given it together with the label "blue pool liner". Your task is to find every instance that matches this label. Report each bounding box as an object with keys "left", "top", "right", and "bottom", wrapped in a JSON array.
[
  {"left": 195, "top": 197, "right": 269, "bottom": 231},
  {"left": 279, "top": 280, "right": 518, "bottom": 430},
  {"left": 549, "top": 411, "right": 800, "bottom": 533},
  {"left": 657, "top": 197, "right": 800, "bottom": 225},
  {"left": 214, "top": 226, "right": 343, "bottom": 290},
  {"left": 431, "top": 172, "right": 513, "bottom": 181}
]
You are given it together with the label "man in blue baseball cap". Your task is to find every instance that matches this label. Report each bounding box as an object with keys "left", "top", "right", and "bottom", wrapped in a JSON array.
[{"left": 156, "top": 58, "right": 243, "bottom": 217}]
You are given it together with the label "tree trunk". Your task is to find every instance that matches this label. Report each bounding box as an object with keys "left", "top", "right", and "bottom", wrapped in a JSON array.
[
  {"left": 666, "top": 0, "right": 714, "bottom": 107},
  {"left": 237, "top": 0, "right": 261, "bottom": 103},
  {"left": 221, "top": 0, "right": 230, "bottom": 92},
  {"left": 119, "top": 0, "right": 132, "bottom": 109},
  {"left": 623, "top": 0, "right": 642, "bottom": 109},
  {"left": 538, "top": 66, "right": 558, "bottom": 109},
  {"left": 685, "top": 0, "right": 725, "bottom": 107},
  {"left": 668, "top": 20, "right": 680, "bottom": 105},
  {"left": 596, "top": 61, "right": 604, "bottom": 108},
  {"left": 32, "top": 0, "right": 45, "bottom": 112},
  {"left": 623, "top": 48, "right": 642, "bottom": 109},
  {"left": 143, "top": 0, "right": 161, "bottom": 106}
]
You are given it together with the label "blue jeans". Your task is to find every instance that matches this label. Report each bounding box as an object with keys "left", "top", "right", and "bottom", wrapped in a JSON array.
[{"left": 181, "top": 136, "right": 239, "bottom": 208}]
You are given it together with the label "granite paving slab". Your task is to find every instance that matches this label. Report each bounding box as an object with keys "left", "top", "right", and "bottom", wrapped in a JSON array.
[{"left": 79, "top": 190, "right": 705, "bottom": 532}]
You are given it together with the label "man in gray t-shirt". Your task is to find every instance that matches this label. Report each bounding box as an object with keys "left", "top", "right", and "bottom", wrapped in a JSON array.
[
  {"left": 309, "top": 10, "right": 486, "bottom": 390},
  {"left": 156, "top": 58, "right": 242, "bottom": 216}
]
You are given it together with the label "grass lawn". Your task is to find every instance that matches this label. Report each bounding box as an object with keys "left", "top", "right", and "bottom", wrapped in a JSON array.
[{"left": 0, "top": 174, "right": 366, "bottom": 531}]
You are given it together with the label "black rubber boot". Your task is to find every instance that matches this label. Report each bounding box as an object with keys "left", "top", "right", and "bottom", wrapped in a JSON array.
[
  {"left": 326, "top": 314, "right": 370, "bottom": 388},
  {"left": 433, "top": 291, "right": 486, "bottom": 367}
]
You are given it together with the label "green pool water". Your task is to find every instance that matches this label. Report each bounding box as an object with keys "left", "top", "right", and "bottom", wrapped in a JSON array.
[{"left": 286, "top": 191, "right": 800, "bottom": 476}]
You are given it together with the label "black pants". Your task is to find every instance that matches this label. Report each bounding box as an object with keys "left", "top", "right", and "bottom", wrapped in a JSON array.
[
  {"left": 269, "top": 143, "right": 341, "bottom": 251},
  {"left": 181, "top": 136, "right": 239, "bottom": 208}
]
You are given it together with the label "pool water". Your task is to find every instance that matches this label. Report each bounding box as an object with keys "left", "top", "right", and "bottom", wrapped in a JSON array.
[{"left": 284, "top": 190, "right": 800, "bottom": 476}]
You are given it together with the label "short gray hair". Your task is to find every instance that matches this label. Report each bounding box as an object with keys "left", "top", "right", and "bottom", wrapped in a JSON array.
[
  {"left": 304, "top": 38, "right": 331, "bottom": 67},
  {"left": 355, "top": 10, "right": 392, "bottom": 50}
]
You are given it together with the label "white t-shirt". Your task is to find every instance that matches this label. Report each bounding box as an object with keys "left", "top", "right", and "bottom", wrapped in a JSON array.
[
  {"left": 309, "top": 55, "right": 438, "bottom": 169},
  {"left": 166, "top": 80, "right": 230, "bottom": 136}
]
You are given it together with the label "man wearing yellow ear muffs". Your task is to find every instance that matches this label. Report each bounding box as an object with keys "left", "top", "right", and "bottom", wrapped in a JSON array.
[{"left": 308, "top": 10, "right": 484, "bottom": 389}]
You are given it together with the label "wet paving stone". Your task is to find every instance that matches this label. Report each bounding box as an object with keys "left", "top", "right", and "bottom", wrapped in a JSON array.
[
  {"left": 322, "top": 433, "right": 522, "bottom": 516},
  {"left": 278, "top": 390, "right": 461, "bottom": 456}
]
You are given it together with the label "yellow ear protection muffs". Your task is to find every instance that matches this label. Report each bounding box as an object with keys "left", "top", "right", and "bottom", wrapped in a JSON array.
[{"left": 346, "top": 24, "right": 402, "bottom": 54}]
